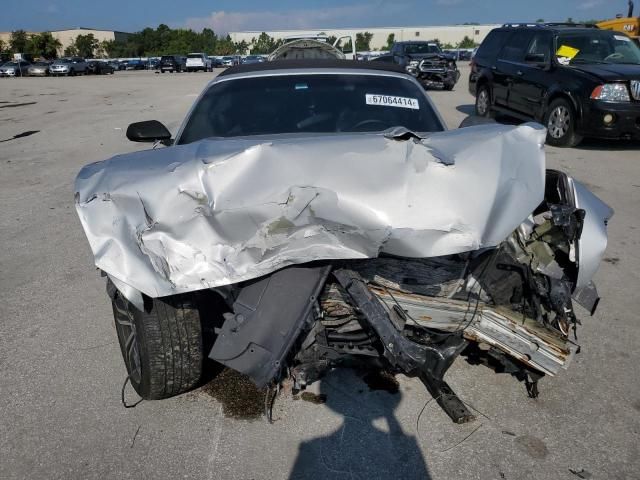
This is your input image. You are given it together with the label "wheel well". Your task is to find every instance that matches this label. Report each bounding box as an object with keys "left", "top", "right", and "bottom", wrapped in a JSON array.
[
  {"left": 476, "top": 77, "right": 490, "bottom": 95},
  {"left": 544, "top": 92, "right": 580, "bottom": 122}
]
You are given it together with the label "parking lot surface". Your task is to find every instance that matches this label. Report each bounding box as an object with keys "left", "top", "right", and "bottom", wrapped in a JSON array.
[{"left": 1, "top": 68, "right": 639, "bottom": 480}]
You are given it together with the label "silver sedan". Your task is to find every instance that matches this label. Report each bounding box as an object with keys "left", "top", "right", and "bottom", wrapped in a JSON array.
[
  {"left": 0, "top": 61, "right": 31, "bottom": 77},
  {"left": 27, "top": 62, "right": 51, "bottom": 77}
]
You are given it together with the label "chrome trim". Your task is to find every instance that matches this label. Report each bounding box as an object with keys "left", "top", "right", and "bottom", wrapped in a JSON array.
[{"left": 630, "top": 80, "right": 640, "bottom": 101}]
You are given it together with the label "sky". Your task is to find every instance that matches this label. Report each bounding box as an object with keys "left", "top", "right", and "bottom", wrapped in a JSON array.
[{"left": 0, "top": 0, "right": 626, "bottom": 34}]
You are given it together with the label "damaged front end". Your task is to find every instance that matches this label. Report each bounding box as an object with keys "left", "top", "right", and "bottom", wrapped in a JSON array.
[
  {"left": 209, "top": 170, "right": 611, "bottom": 422},
  {"left": 406, "top": 55, "right": 461, "bottom": 90},
  {"left": 75, "top": 123, "right": 612, "bottom": 422}
]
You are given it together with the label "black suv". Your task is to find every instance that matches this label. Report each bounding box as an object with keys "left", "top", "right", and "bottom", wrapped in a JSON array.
[
  {"left": 159, "top": 55, "right": 184, "bottom": 73},
  {"left": 470, "top": 24, "right": 640, "bottom": 146}
]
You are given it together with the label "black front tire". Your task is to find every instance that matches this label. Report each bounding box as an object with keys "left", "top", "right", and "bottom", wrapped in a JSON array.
[
  {"left": 544, "top": 98, "right": 583, "bottom": 148},
  {"left": 110, "top": 283, "right": 206, "bottom": 400}
]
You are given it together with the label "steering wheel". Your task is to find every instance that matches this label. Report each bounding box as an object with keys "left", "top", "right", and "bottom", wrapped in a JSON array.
[
  {"left": 345, "top": 119, "right": 389, "bottom": 132},
  {"left": 604, "top": 52, "right": 624, "bottom": 61}
]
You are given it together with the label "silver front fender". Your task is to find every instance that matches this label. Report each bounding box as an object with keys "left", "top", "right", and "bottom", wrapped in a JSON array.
[{"left": 569, "top": 178, "right": 614, "bottom": 289}]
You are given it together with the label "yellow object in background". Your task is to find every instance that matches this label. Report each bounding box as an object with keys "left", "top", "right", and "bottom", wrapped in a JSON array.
[{"left": 556, "top": 45, "right": 580, "bottom": 59}]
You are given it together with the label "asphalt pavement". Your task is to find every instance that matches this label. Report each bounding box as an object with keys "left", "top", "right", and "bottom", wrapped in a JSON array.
[{"left": 1, "top": 67, "right": 639, "bottom": 480}]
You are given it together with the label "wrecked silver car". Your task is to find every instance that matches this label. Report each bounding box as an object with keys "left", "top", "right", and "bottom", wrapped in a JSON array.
[{"left": 75, "top": 60, "right": 612, "bottom": 422}]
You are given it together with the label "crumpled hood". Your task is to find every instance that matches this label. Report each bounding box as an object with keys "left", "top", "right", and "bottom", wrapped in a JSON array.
[
  {"left": 74, "top": 123, "right": 546, "bottom": 298},
  {"left": 407, "top": 53, "right": 453, "bottom": 62}
]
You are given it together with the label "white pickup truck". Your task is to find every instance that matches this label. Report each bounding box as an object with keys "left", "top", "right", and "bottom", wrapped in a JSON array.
[{"left": 185, "top": 53, "right": 212, "bottom": 72}]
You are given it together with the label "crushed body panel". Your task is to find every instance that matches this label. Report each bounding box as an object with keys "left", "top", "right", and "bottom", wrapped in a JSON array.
[
  {"left": 75, "top": 123, "right": 547, "bottom": 299},
  {"left": 76, "top": 118, "right": 614, "bottom": 422}
]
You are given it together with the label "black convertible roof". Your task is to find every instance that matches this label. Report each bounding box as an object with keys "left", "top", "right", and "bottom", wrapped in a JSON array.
[{"left": 218, "top": 59, "right": 407, "bottom": 77}]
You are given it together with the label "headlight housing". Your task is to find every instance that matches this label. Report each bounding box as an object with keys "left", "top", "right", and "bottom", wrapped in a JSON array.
[
  {"left": 408, "top": 60, "right": 419, "bottom": 67},
  {"left": 591, "top": 83, "right": 631, "bottom": 102}
]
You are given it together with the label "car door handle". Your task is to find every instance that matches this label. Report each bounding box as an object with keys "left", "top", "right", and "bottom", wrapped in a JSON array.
[
  {"left": 491, "top": 66, "right": 497, "bottom": 71},
  {"left": 516, "top": 70, "right": 523, "bottom": 76}
]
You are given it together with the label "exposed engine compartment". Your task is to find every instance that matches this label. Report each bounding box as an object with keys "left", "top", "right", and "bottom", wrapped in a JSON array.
[
  {"left": 407, "top": 55, "right": 461, "bottom": 89},
  {"left": 209, "top": 170, "right": 610, "bottom": 423}
]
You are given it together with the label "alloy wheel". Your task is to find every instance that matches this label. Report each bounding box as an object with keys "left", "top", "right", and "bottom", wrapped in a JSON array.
[
  {"left": 547, "top": 105, "right": 571, "bottom": 139},
  {"left": 477, "top": 89, "right": 489, "bottom": 116}
]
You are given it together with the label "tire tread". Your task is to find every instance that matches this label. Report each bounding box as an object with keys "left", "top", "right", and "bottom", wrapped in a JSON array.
[{"left": 112, "top": 287, "right": 204, "bottom": 400}]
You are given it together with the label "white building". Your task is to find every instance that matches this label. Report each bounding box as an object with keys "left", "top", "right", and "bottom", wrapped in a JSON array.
[
  {"left": 230, "top": 24, "right": 501, "bottom": 51},
  {"left": 0, "top": 28, "right": 130, "bottom": 57}
]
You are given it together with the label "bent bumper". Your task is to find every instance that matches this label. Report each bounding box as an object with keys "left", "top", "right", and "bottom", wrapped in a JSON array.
[
  {"left": 418, "top": 69, "right": 461, "bottom": 87},
  {"left": 579, "top": 100, "right": 640, "bottom": 140}
]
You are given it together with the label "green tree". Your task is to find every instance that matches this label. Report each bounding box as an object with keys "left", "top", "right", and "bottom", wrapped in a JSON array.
[
  {"left": 78, "top": 25, "right": 248, "bottom": 58},
  {"left": 251, "top": 32, "right": 280, "bottom": 54},
  {"left": 200, "top": 28, "right": 218, "bottom": 53},
  {"left": 74, "top": 33, "right": 99, "bottom": 57},
  {"left": 10, "top": 29, "right": 29, "bottom": 53},
  {"left": 385, "top": 33, "right": 395, "bottom": 50},
  {"left": 535, "top": 18, "right": 545, "bottom": 23},
  {"left": 235, "top": 40, "right": 249, "bottom": 54},
  {"left": 63, "top": 44, "right": 79, "bottom": 57},
  {"left": 101, "top": 40, "right": 120, "bottom": 57},
  {"left": 0, "top": 39, "right": 5, "bottom": 53},
  {"left": 214, "top": 35, "right": 237, "bottom": 55},
  {"left": 442, "top": 42, "right": 454, "bottom": 50},
  {"left": 458, "top": 35, "right": 476, "bottom": 49},
  {"left": 355, "top": 32, "right": 373, "bottom": 52},
  {"left": 26, "top": 32, "right": 61, "bottom": 59}
]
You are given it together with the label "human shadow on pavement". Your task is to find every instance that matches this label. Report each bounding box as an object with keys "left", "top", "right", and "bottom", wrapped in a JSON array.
[{"left": 288, "top": 369, "right": 431, "bottom": 480}]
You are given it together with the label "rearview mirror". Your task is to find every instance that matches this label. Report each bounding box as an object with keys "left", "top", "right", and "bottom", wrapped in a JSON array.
[{"left": 126, "top": 120, "right": 172, "bottom": 144}]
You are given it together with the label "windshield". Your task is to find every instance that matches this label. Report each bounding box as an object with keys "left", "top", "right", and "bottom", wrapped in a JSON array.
[
  {"left": 556, "top": 31, "right": 640, "bottom": 65},
  {"left": 222, "top": 57, "right": 233, "bottom": 61},
  {"left": 188, "top": 54, "right": 203, "bottom": 59},
  {"left": 178, "top": 73, "right": 443, "bottom": 144},
  {"left": 404, "top": 43, "right": 441, "bottom": 54}
]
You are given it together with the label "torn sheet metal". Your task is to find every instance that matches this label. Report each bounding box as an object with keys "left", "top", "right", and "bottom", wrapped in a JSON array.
[
  {"left": 75, "top": 123, "right": 546, "bottom": 298},
  {"left": 370, "top": 286, "right": 575, "bottom": 376}
]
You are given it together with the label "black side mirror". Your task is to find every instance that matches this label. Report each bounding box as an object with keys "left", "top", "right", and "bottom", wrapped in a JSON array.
[
  {"left": 525, "top": 53, "right": 550, "bottom": 69},
  {"left": 126, "top": 120, "right": 172, "bottom": 144}
]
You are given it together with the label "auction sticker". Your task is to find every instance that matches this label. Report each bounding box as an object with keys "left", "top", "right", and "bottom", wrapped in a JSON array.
[{"left": 366, "top": 94, "right": 419, "bottom": 109}]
